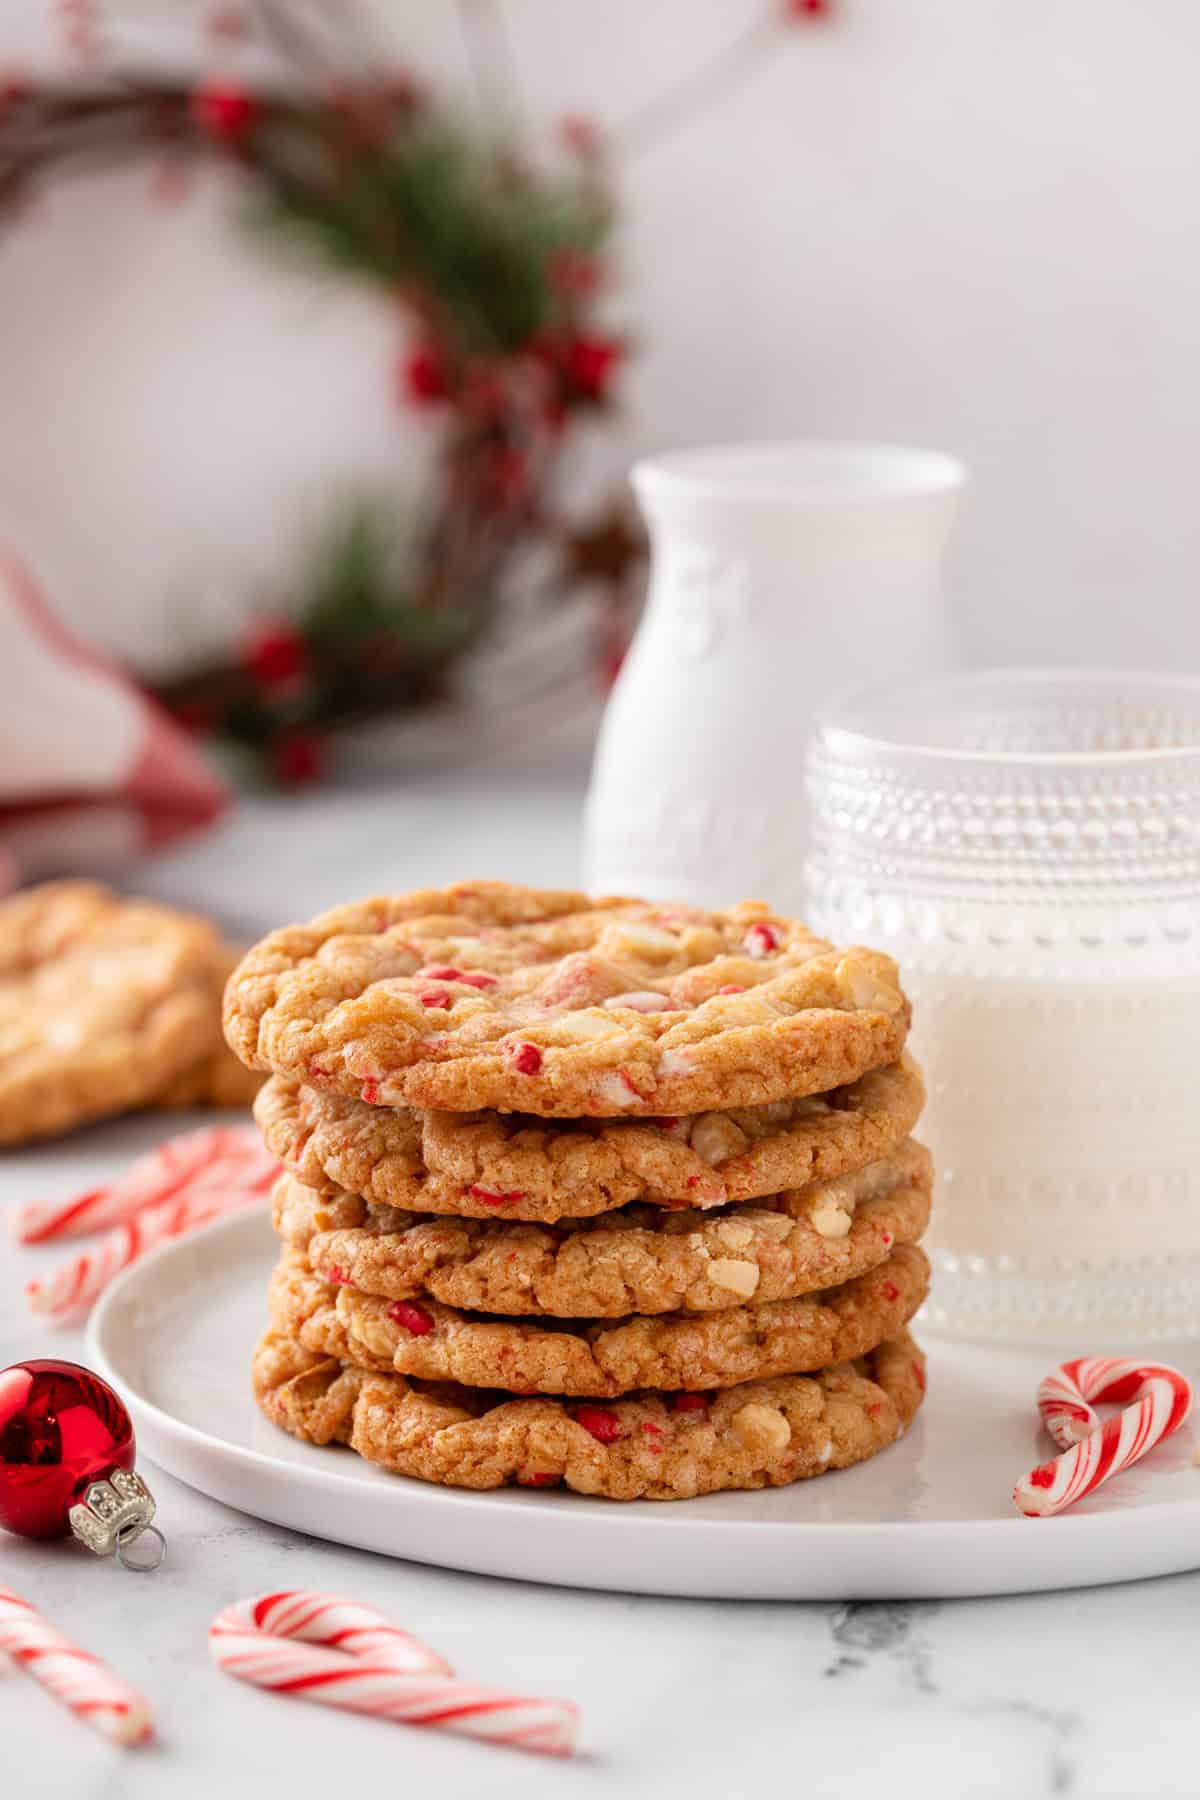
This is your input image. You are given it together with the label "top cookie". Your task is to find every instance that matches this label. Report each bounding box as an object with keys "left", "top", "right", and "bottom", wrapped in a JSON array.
[
  {"left": 224, "top": 882, "right": 910, "bottom": 1117},
  {"left": 0, "top": 880, "right": 229, "bottom": 1145}
]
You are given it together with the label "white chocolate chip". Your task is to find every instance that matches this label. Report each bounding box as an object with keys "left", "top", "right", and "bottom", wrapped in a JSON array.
[
  {"left": 551, "top": 1010, "right": 624, "bottom": 1042},
  {"left": 715, "top": 1220, "right": 754, "bottom": 1250},
  {"left": 337, "top": 1294, "right": 392, "bottom": 1359},
  {"left": 607, "top": 922, "right": 679, "bottom": 957},
  {"left": 737, "top": 1209, "right": 794, "bottom": 1240},
  {"left": 688, "top": 1113, "right": 751, "bottom": 1165},
  {"left": 603, "top": 990, "right": 672, "bottom": 1013},
  {"left": 707, "top": 1258, "right": 761, "bottom": 1298},
  {"left": 834, "top": 952, "right": 902, "bottom": 1013},
  {"left": 659, "top": 1049, "right": 696, "bottom": 1077},
  {"left": 789, "top": 1095, "right": 835, "bottom": 1118},
  {"left": 816, "top": 1437, "right": 834, "bottom": 1464},
  {"left": 732, "top": 1403, "right": 791, "bottom": 1454},
  {"left": 45, "top": 1017, "right": 88, "bottom": 1050},
  {"left": 807, "top": 1200, "right": 853, "bottom": 1239}
]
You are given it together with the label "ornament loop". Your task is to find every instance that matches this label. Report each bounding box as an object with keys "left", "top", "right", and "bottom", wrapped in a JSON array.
[
  {"left": 116, "top": 1522, "right": 166, "bottom": 1574},
  {"left": 68, "top": 1467, "right": 158, "bottom": 1563}
]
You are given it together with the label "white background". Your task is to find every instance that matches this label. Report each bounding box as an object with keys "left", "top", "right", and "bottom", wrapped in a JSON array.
[{"left": 0, "top": 1, "right": 1197, "bottom": 677}]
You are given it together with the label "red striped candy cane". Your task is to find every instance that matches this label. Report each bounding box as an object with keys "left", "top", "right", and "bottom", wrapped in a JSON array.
[
  {"left": 1013, "top": 1357, "right": 1193, "bottom": 1518},
  {"left": 210, "top": 1591, "right": 578, "bottom": 1757},
  {"left": 13, "top": 1125, "right": 277, "bottom": 1244},
  {"left": 0, "top": 1586, "right": 153, "bottom": 1745},
  {"left": 27, "top": 1182, "right": 272, "bottom": 1320}
]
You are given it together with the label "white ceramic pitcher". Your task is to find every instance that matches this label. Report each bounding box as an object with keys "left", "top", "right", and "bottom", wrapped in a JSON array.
[{"left": 583, "top": 441, "right": 966, "bottom": 909}]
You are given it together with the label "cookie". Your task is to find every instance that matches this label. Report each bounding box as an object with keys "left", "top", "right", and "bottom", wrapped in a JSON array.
[
  {"left": 0, "top": 880, "right": 229, "bottom": 1145},
  {"left": 269, "top": 1241, "right": 929, "bottom": 1396},
  {"left": 252, "top": 1324, "right": 926, "bottom": 1501},
  {"left": 285, "top": 1141, "right": 932, "bottom": 1318},
  {"left": 152, "top": 1043, "right": 265, "bottom": 1109},
  {"left": 256, "top": 1055, "right": 924, "bottom": 1221},
  {"left": 224, "top": 881, "right": 910, "bottom": 1116},
  {"left": 149, "top": 940, "right": 265, "bottom": 1108}
]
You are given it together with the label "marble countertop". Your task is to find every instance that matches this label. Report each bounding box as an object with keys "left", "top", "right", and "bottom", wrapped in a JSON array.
[{"left": 1, "top": 776, "right": 1197, "bottom": 1800}]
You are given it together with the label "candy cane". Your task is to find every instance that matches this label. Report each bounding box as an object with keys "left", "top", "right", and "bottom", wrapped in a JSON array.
[
  {"left": 27, "top": 1181, "right": 273, "bottom": 1320},
  {"left": 0, "top": 1586, "right": 152, "bottom": 1746},
  {"left": 13, "top": 1125, "right": 277, "bottom": 1244},
  {"left": 1013, "top": 1357, "right": 1193, "bottom": 1518},
  {"left": 210, "top": 1592, "right": 578, "bottom": 1757}
]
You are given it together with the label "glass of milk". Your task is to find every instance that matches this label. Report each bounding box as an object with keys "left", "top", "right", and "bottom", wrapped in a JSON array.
[{"left": 806, "top": 669, "right": 1200, "bottom": 1340}]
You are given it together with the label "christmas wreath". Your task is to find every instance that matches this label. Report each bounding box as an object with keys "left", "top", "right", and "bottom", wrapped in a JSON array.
[{"left": 0, "top": 11, "right": 638, "bottom": 782}]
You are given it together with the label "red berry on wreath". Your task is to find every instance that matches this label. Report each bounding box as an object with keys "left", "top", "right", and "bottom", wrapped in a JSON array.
[
  {"left": 564, "top": 335, "right": 622, "bottom": 400},
  {"left": 271, "top": 731, "right": 324, "bottom": 786},
  {"left": 241, "top": 618, "right": 306, "bottom": 688},
  {"left": 401, "top": 342, "right": 449, "bottom": 406},
  {"left": 0, "top": 69, "right": 30, "bottom": 112},
  {"left": 548, "top": 248, "right": 601, "bottom": 297},
  {"left": 192, "top": 78, "right": 257, "bottom": 141},
  {"left": 559, "top": 114, "right": 602, "bottom": 158}
]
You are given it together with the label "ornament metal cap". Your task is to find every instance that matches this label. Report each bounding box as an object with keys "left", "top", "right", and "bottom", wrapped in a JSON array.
[{"left": 67, "top": 1468, "right": 166, "bottom": 1573}]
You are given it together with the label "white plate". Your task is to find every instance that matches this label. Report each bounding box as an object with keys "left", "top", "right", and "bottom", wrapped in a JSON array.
[{"left": 88, "top": 1208, "right": 1200, "bottom": 1600}]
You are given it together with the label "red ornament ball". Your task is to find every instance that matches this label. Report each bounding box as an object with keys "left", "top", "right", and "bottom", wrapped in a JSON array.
[{"left": 0, "top": 1361, "right": 134, "bottom": 1541}]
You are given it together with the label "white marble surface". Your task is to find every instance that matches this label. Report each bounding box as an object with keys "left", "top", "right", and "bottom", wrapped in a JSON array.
[{"left": 2, "top": 776, "right": 1198, "bottom": 1800}]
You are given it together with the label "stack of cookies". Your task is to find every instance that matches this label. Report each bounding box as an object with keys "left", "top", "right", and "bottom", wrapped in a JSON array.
[{"left": 224, "top": 882, "right": 932, "bottom": 1503}]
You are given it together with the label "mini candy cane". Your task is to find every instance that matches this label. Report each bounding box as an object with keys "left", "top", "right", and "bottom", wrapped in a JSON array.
[
  {"left": 14, "top": 1125, "right": 277, "bottom": 1244},
  {"left": 27, "top": 1182, "right": 271, "bottom": 1320},
  {"left": 210, "top": 1591, "right": 578, "bottom": 1757},
  {"left": 0, "top": 1586, "right": 153, "bottom": 1746},
  {"left": 1013, "top": 1357, "right": 1193, "bottom": 1518}
]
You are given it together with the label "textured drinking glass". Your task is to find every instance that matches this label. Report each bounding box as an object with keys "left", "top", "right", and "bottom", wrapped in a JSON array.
[{"left": 805, "top": 670, "right": 1200, "bottom": 1341}]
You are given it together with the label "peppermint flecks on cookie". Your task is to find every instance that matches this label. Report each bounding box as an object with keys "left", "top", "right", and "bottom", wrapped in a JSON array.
[
  {"left": 252, "top": 1325, "right": 928, "bottom": 1501},
  {"left": 270, "top": 1241, "right": 930, "bottom": 1397},
  {"left": 254, "top": 1056, "right": 925, "bottom": 1222},
  {"left": 289, "top": 1143, "right": 933, "bottom": 1319},
  {"left": 223, "top": 882, "right": 910, "bottom": 1116}
]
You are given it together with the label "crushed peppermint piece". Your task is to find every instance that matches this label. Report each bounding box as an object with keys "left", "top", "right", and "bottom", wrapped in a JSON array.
[
  {"left": 389, "top": 1300, "right": 435, "bottom": 1336},
  {"left": 744, "top": 922, "right": 783, "bottom": 957},
  {"left": 469, "top": 1185, "right": 525, "bottom": 1207},
  {"left": 575, "top": 1406, "right": 623, "bottom": 1445}
]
